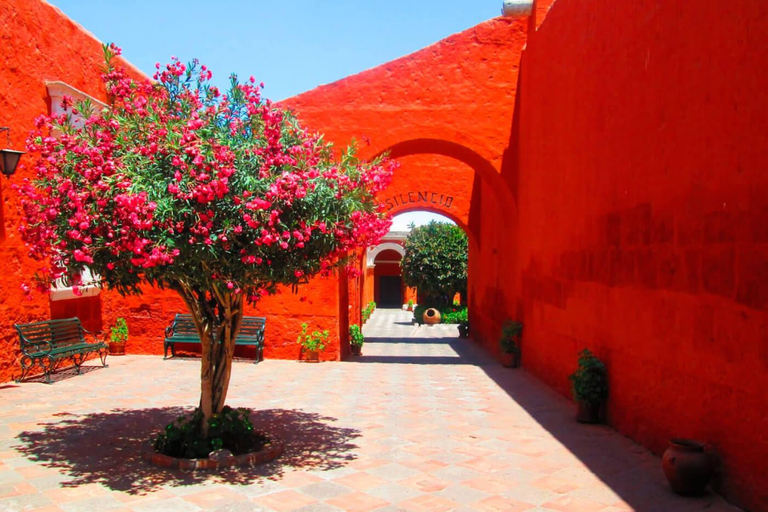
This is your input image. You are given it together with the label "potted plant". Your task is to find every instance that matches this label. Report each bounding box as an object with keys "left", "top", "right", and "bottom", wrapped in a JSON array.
[
  {"left": 297, "top": 323, "right": 329, "bottom": 362},
  {"left": 109, "top": 317, "right": 128, "bottom": 355},
  {"left": 349, "top": 324, "right": 364, "bottom": 356},
  {"left": 406, "top": 299, "right": 414, "bottom": 312},
  {"left": 499, "top": 320, "right": 522, "bottom": 367},
  {"left": 568, "top": 348, "right": 608, "bottom": 423},
  {"left": 457, "top": 320, "right": 470, "bottom": 338}
]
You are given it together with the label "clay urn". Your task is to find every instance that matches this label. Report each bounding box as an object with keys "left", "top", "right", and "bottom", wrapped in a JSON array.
[
  {"left": 662, "top": 438, "right": 713, "bottom": 496},
  {"left": 423, "top": 308, "right": 441, "bottom": 325}
]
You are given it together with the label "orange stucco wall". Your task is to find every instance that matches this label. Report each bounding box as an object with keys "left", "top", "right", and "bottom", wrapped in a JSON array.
[
  {"left": 0, "top": 0, "right": 346, "bottom": 383},
  {"left": 509, "top": 0, "right": 768, "bottom": 509},
  {"left": 283, "top": 3, "right": 767, "bottom": 509},
  {"left": 0, "top": 0, "right": 146, "bottom": 383},
  {"left": 282, "top": 15, "right": 530, "bottom": 355},
  {"left": 2, "top": 1, "right": 766, "bottom": 508}
]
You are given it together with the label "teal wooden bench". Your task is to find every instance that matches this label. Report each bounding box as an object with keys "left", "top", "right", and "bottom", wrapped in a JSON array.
[
  {"left": 14, "top": 318, "right": 108, "bottom": 384},
  {"left": 164, "top": 314, "right": 266, "bottom": 363}
]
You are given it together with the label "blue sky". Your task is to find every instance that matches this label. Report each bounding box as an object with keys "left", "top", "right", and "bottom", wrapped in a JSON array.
[
  {"left": 51, "top": 0, "right": 486, "bottom": 228},
  {"left": 52, "top": 1, "right": 500, "bottom": 102}
]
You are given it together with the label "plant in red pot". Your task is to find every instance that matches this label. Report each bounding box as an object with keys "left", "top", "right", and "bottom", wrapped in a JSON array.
[
  {"left": 569, "top": 349, "right": 608, "bottom": 423},
  {"left": 297, "top": 323, "right": 329, "bottom": 363},
  {"left": 499, "top": 320, "right": 522, "bottom": 368},
  {"left": 349, "top": 324, "right": 364, "bottom": 356},
  {"left": 109, "top": 317, "right": 128, "bottom": 355}
]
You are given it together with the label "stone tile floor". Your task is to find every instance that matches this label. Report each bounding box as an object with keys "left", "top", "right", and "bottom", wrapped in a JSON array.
[{"left": 0, "top": 309, "right": 742, "bottom": 512}]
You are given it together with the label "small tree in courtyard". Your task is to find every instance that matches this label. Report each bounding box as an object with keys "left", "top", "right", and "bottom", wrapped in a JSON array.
[
  {"left": 17, "top": 44, "right": 394, "bottom": 436},
  {"left": 401, "top": 221, "right": 467, "bottom": 307}
]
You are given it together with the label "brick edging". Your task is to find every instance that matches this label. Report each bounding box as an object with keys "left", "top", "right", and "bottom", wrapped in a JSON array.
[{"left": 143, "top": 431, "right": 284, "bottom": 470}]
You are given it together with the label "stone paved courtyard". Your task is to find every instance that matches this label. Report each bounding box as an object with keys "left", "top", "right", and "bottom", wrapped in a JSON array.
[{"left": 0, "top": 309, "right": 742, "bottom": 512}]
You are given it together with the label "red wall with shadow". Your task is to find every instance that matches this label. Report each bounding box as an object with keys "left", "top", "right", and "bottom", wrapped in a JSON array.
[{"left": 510, "top": 0, "right": 768, "bottom": 508}]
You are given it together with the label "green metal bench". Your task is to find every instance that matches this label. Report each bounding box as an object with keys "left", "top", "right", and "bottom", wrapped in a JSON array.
[
  {"left": 164, "top": 314, "right": 266, "bottom": 363},
  {"left": 14, "top": 318, "right": 108, "bottom": 384}
]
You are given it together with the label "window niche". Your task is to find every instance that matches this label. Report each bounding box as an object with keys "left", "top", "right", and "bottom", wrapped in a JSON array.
[{"left": 45, "top": 81, "right": 107, "bottom": 302}]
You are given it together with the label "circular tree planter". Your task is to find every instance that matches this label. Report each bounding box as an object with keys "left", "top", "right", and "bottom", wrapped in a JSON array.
[{"left": 144, "top": 432, "right": 283, "bottom": 470}]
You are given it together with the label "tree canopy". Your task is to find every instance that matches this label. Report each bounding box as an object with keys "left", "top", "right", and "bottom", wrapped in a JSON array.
[
  {"left": 401, "top": 221, "right": 467, "bottom": 307},
  {"left": 17, "top": 44, "right": 395, "bottom": 435},
  {"left": 19, "top": 45, "right": 394, "bottom": 301}
]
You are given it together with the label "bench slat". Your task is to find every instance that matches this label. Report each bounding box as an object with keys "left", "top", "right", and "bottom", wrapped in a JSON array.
[{"left": 164, "top": 313, "right": 266, "bottom": 363}]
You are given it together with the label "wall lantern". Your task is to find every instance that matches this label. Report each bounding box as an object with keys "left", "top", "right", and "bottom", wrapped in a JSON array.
[
  {"left": 0, "top": 127, "right": 25, "bottom": 177},
  {"left": 501, "top": 0, "right": 534, "bottom": 17}
]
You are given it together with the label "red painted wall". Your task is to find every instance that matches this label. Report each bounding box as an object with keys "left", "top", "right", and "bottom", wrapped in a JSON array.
[
  {"left": 4, "top": 2, "right": 763, "bottom": 507},
  {"left": 513, "top": 0, "right": 768, "bottom": 509},
  {"left": 0, "top": 0, "right": 144, "bottom": 383},
  {"left": 282, "top": 16, "right": 530, "bottom": 355},
  {"left": 0, "top": 0, "right": 346, "bottom": 382}
]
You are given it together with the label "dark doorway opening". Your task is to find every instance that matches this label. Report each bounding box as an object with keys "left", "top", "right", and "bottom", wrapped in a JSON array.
[{"left": 378, "top": 276, "right": 402, "bottom": 308}]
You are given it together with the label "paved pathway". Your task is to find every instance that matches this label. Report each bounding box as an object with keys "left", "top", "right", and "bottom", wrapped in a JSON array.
[{"left": 0, "top": 309, "right": 742, "bottom": 512}]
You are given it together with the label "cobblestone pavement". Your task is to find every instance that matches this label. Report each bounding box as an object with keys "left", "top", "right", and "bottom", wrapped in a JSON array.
[{"left": 0, "top": 308, "right": 742, "bottom": 512}]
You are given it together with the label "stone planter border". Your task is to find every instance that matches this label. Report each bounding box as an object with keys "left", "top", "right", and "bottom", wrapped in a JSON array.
[{"left": 144, "top": 431, "right": 284, "bottom": 470}]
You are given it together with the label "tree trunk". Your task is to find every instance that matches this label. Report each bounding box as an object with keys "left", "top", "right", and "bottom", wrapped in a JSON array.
[{"left": 174, "top": 282, "right": 244, "bottom": 437}]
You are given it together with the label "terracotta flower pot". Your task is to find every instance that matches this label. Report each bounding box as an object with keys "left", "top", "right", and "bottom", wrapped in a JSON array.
[
  {"left": 423, "top": 308, "right": 441, "bottom": 325},
  {"left": 662, "top": 439, "right": 712, "bottom": 496},
  {"left": 350, "top": 345, "right": 362, "bottom": 356},
  {"left": 304, "top": 349, "right": 320, "bottom": 363},
  {"left": 501, "top": 351, "right": 519, "bottom": 368},
  {"left": 109, "top": 342, "right": 126, "bottom": 356},
  {"left": 576, "top": 401, "right": 601, "bottom": 424}
]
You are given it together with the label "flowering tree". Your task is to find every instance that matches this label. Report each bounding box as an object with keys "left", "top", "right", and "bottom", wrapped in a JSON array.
[
  {"left": 18, "top": 45, "right": 393, "bottom": 433},
  {"left": 401, "top": 221, "right": 467, "bottom": 307}
]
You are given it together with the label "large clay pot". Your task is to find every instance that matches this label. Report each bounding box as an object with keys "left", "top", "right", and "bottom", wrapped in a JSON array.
[
  {"left": 576, "top": 401, "right": 600, "bottom": 424},
  {"left": 304, "top": 350, "right": 320, "bottom": 363},
  {"left": 662, "top": 439, "right": 712, "bottom": 496},
  {"left": 423, "top": 308, "right": 441, "bottom": 325}
]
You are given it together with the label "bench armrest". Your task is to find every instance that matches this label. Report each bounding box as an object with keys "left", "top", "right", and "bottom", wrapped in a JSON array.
[
  {"left": 82, "top": 327, "right": 104, "bottom": 343},
  {"left": 20, "top": 338, "right": 53, "bottom": 356},
  {"left": 165, "top": 324, "right": 174, "bottom": 338}
]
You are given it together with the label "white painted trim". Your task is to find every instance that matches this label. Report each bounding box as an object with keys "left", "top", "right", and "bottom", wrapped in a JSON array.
[
  {"left": 44, "top": 82, "right": 105, "bottom": 301},
  {"left": 501, "top": 0, "right": 534, "bottom": 17},
  {"left": 49, "top": 267, "right": 102, "bottom": 301},
  {"left": 46, "top": 81, "right": 107, "bottom": 128},
  {"left": 367, "top": 242, "right": 405, "bottom": 267}
]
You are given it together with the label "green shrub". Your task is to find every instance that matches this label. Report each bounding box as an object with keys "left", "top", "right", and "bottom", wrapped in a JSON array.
[
  {"left": 568, "top": 349, "right": 608, "bottom": 406},
  {"left": 155, "top": 406, "right": 268, "bottom": 458},
  {"left": 499, "top": 320, "right": 522, "bottom": 353},
  {"left": 349, "top": 324, "right": 365, "bottom": 347},
  {"left": 110, "top": 317, "right": 128, "bottom": 343},
  {"left": 296, "top": 323, "right": 329, "bottom": 352},
  {"left": 441, "top": 307, "right": 468, "bottom": 324},
  {"left": 361, "top": 301, "right": 376, "bottom": 323},
  {"left": 402, "top": 221, "right": 467, "bottom": 308}
]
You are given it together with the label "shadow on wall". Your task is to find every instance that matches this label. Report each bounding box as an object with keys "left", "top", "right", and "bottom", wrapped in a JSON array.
[{"left": 14, "top": 407, "right": 360, "bottom": 494}]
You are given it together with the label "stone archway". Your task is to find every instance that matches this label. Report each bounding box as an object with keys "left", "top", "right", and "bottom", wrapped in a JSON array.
[{"left": 280, "top": 17, "right": 525, "bottom": 358}]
